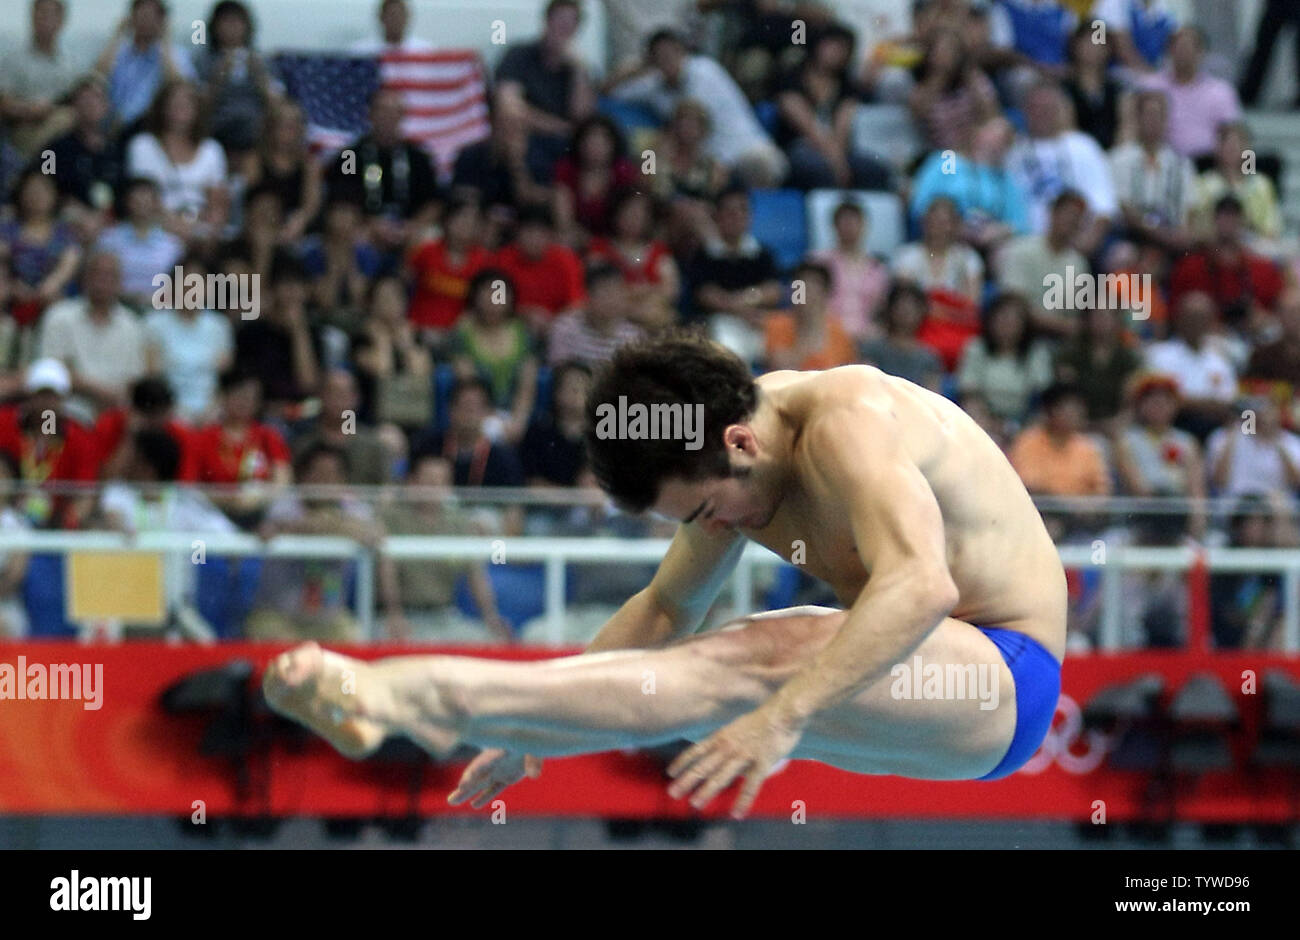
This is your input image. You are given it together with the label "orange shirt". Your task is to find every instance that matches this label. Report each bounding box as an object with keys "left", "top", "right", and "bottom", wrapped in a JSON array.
[
  {"left": 764, "top": 314, "right": 857, "bottom": 371},
  {"left": 1008, "top": 425, "right": 1112, "bottom": 497}
]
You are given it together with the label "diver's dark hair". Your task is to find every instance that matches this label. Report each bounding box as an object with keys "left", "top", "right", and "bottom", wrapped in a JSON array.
[{"left": 585, "top": 329, "right": 758, "bottom": 512}]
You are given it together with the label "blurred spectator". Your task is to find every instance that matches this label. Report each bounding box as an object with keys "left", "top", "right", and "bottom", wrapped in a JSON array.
[
  {"left": 43, "top": 75, "right": 124, "bottom": 231},
  {"left": 407, "top": 194, "right": 489, "bottom": 338},
  {"left": 1189, "top": 122, "right": 1282, "bottom": 246},
  {"left": 93, "top": 375, "right": 197, "bottom": 480},
  {"left": 493, "top": 0, "right": 596, "bottom": 183},
  {"left": 1109, "top": 90, "right": 1196, "bottom": 253},
  {"left": 450, "top": 270, "right": 538, "bottom": 444},
  {"left": 291, "top": 368, "right": 393, "bottom": 485},
  {"left": 764, "top": 260, "right": 855, "bottom": 371},
  {"left": 1053, "top": 304, "right": 1143, "bottom": 428},
  {"left": 194, "top": 0, "right": 277, "bottom": 160},
  {"left": 956, "top": 291, "right": 1053, "bottom": 425},
  {"left": 810, "top": 200, "right": 890, "bottom": 342},
  {"left": 859, "top": 281, "right": 943, "bottom": 392},
  {"left": 1005, "top": 81, "right": 1117, "bottom": 252},
  {"left": 350, "top": 0, "right": 433, "bottom": 54},
  {"left": 1139, "top": 26, "right": 1241, "bottom": 159},
  {"left": 553, "top": 115, "right": 638, "bottom": 245},
  {"left": 1008, "top": 382, "right": 1111, "bottom": 497},
  {"left": 142, "top": 254, "right": 232, "bottom": 423},
  {"left": 1244, "top": 288, "right": 1300, "bottom": 394},
  {"left": 0, "top": 0, "right": 82, "bottom": 157},
  {"left": 1144, "top": 291, "right": 1237, "bottom": 438},
  {"left": 687, "top": 186, "right": 782, "bottom": 365},
  {"left": 607, "top": 28, "right": 787, "bottom": 188},
  {"left": 232, "top": 254, "right": 320, "bottom": 412},
  {"left": 451, "top": 110, "right": 550, "bottom": 238},
  {"left": 325, "top": 88, "right": 441, "bottom": 254},
  {"left": 37, "top": 251, "right": 145, "bottom": 409},
  {"left": 1207, "top": 396, "right": 1300, "bottom": 499},
  {"left": 94, "top": 0, "right": 196, "bottom": 128},
  {"left": 1169, "top": 195, "right": 1283, "bottom": 332},
  {"left": 547, "top": 263, "right": 643, "bottom": 369},
  {"left": 242, "top": 100, "right": 323, "bottom": 243},
  {"left": 778, "top": 23, "right": 892, "bottom": 189},
  {"left": 351, "top": 275, "right": 432, "bottom": 432},
  {"left": 246, "top": 442, "right": 395, "bottom": 642},
  {"left": 492, "top": 205, "right": 586, "bottom": 330},
  {"left": 0, "top": 452, "right": 31, "bottom": 637},
  {"left": 521, "top": 360, "right": 590, "bottom": 487},
  {"left": 301, "top": 196, "right": 381, "bottom": 320},
  {"left": 125, "top": 80, "right": 230, "bottom": 243},
  {"left": 998, "top": 189, "right": 1089, "bottom": 338},
  {"left": 893, "top": 197, "right": 983, "bottom": 369},
  {"left": 1210, "top": 494, "right": 1292, "bottom": 649},
  {"left": 586, "top": 188, "right": 680, "bottom": 329},
  {"left": 382, "top": 454, "right": 511, "bottom": 643},
  {"left": 1237, "top": 0, "right": 1300, "bottom": 109},
  {"left": 410, "top": 377, "right": 527, "bottom": 498},
  {"left": 1093, "top": 0, "right": 1179, "bottom": 73},
  {"left": 646, "top": 100, "right": 728, "bottom": 238},
  {"left": 2, "top": 168, "right": 81, "bottom": 328},
  {"left": 96, "top": 176, "right": 183, "bottom": 307},
  {"left": 1062, "top": 22, "right": 1123, "bottom": 150},
  {"left": 0, "top": 358, "right": 99, "bottom": 527},
  {"left": 1113, "top": 372, "right": 1206, "bottom": 541},
  {"left": 191, "top": 370, "right": 290, "bottom": 483},
  {"left": 906, "top": 26, "right": 999, "bottom": 155},
  {"left": 988, "top": 0, "right": 1076, "bottom": 74},
  {"left": 910, "top": 115, "right": 1030, "bottom": 250}
]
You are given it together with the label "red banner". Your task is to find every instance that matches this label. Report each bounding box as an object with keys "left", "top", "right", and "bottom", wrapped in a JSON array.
[{"left": 1, "top": 643, "right": 1298, "bottom": 822}]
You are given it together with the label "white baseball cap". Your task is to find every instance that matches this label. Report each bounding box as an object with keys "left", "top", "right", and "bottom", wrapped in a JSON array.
[{"left": 25, "top": 358, "right": 71, "bottom": 396}]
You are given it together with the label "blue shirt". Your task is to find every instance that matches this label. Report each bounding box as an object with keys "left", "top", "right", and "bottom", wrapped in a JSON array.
[
  {"left": 910, "top": 151, "right": 1030, "bottom": 236},
  {"left": 107, "top": 39, "right": 196, "bottom": 125},
  {"left": 996, "top": 0, "right": 1075, "bottom": 67}
]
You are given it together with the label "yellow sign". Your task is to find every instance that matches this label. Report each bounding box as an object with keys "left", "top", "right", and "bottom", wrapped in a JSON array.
[{"left": 66, "top": 552, "right": 167, "bottom": 625}]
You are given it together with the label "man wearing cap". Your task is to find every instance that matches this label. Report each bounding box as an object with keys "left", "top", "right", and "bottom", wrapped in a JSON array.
[{"left": 0, "top": 357, "right": 100, "bottom": 527}]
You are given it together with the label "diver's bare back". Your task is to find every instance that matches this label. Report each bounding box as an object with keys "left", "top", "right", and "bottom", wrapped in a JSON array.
[{"left": 747, "top": 365, "right": 1067, "bottom": 661}]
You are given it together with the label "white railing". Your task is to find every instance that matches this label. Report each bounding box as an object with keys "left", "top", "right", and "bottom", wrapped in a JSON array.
[{"left": 0, "top": 530, "right": 1297, "bottom": 651}]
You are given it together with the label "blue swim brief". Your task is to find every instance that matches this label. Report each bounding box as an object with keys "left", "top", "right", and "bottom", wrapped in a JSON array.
[{"left": 974, "top": 626, "right": 1061, "bottom": 781}]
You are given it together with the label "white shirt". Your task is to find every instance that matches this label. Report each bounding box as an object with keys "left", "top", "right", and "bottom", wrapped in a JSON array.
[
  {"left": 348, "top": 36, "right": 436, "bottom": 54},
  {"left": 1108, "top": 142, "right": 1196, "bottom": 226},
  {"left": 1007, "top": 131, "right": 1119, "bottom": 233},
  {"left": 610, "top": 55, "right": 773, "bottom": 165},
  {"left": 125, "top": 134, "right": 228, "bottom": 217},
  {"left": 143, "top": 309, "right": 234, "bottom": 421},
  {"left": 1205, "top": 428, "right": 1300, "bottom": 498},
  {"left": 1145, "top": 338, "right": 1237, "bottom": 402},
  {"left": 892, "top": 241, "right": 984, "bottom": 294},
  {"left": 38, "top": 298, "right": 147, "bottom": 399}
]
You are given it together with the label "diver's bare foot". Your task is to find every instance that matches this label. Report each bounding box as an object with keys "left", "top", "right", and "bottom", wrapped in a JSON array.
[{"left": 262, "top": 642, "right": 390, "bottom": 759}]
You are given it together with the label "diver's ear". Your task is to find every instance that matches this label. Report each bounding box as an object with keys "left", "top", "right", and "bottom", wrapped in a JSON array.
[{"left": 723, "top": 424, "right": 757, "bottom": 455}]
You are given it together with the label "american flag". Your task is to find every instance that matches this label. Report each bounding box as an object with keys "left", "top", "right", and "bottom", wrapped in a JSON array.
[{"left": 273, "top": 49, "right": 490, "bottom": 180}]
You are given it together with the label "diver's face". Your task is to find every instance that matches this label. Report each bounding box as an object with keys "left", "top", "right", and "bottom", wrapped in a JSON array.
[{"left": 653, "top": 467, "right": 774, "bottom": 535}]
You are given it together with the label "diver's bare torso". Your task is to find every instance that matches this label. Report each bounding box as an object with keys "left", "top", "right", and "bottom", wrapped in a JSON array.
[{"left": 741, "top": 366, "right": 1067, "bottom": 662}]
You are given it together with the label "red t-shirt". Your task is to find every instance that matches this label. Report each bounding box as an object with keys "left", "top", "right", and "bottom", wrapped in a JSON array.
[
  {"left": 552, "top": 156, "right": 638, "bottom": 236},
  {"left": 190, "top": 422, "right": 291, "bottom": 484},
  {"left": 492, "top": 243, "right": 586, "bottom": 317},
  {"left": 1169, "top": 250, "right": 1284, "bottom": 319},
  {"left": 0, "top": 405, "right": 100, "bottom": 484},
  {"left": 407, "top": 240, "right": 491, "bottom": 329},
  {"left": 586, "top": 237, "right": 672, "bottom": 285},
  {"left": 92, "top": 409, "right": 199, "bottom": 481}
]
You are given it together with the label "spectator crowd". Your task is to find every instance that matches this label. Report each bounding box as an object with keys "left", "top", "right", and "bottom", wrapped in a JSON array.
[{"left": 0, "top": 0, "right": 1298, "bottom": 650}]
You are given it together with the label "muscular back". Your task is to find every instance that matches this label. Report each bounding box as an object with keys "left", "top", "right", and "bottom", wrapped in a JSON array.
[{"left": 751, "top": 366, "right": 1067, "bottom": 659}]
